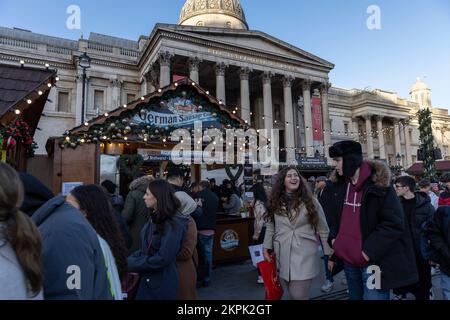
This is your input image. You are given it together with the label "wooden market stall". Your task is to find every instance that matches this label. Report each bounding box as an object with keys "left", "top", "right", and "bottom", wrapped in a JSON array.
[
  {"left": 0, "top": 63, "right": 56, "bottom": 171},
  {"left": 47, "top": 78, "right": 255, "bottom": 264}
]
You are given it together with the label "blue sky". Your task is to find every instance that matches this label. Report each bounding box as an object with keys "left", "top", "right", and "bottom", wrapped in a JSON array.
[{"left": 1, "top": 0, "right": 449, "bottom": 110}]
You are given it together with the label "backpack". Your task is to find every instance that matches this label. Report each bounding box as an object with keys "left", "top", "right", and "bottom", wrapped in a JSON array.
[{"left": 420, "top": 210, "right": 450, "bottom": 261}]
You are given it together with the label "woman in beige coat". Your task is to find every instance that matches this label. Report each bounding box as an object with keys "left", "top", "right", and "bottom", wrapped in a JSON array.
[{"left": 263, "top": 166, "right": 331, "bottom": 300}]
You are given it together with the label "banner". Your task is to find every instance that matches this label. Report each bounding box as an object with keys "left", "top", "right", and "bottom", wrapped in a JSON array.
[
  {"left": 132, "top": 96, "right": 218, "bottom": 127},
  {"left": 311, "top": 96, "right": 323, "bottom": 141}
]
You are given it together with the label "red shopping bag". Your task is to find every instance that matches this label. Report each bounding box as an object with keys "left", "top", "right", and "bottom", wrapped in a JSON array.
[{"left": 257, "top": 253, "right": 283, "bottom": 300}]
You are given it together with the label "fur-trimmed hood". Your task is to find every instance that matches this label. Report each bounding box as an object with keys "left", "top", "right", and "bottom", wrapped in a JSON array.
[
  {"left": 129, "top": 176, "right": 154, "bottom": 192},
  {"left": 329, "top": 160, "right": 391, "bottom": 188}
]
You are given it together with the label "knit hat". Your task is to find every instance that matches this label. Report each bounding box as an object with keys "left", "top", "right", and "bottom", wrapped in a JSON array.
[{"left": 329, "top": 140, "right": 363, "bottom": 178}]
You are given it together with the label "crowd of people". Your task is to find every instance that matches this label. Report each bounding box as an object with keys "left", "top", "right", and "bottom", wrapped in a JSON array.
[{"left": 1, "top": 139, "right": 450, "bottom": 300}]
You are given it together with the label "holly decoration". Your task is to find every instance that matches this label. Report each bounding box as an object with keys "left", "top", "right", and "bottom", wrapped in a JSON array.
[{"left": 0, "top": 119, "right": 37, "bottom": 157}]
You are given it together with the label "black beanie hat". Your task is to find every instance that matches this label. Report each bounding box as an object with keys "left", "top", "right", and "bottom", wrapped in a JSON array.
[{"left": 329, "top": 140, "right": 363, "bottom": 177}]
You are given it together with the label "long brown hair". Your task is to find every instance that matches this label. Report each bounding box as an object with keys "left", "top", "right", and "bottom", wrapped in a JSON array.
[
  {"left": 70, "top": 185, "right": 128, "bottom": 280},
  {"left": 266, "top": 166, "right": 319, "bottom": 227},
  {"left": 0, "top": 163, "right": 43, "bottom": 296}
]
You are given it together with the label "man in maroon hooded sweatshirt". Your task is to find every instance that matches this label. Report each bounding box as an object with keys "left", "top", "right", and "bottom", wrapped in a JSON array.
[{"left": 326, "top": 140, "right": 418, "bottom": 300}]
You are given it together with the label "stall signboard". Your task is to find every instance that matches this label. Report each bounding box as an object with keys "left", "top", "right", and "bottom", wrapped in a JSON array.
[
  {"left": 138, "top": 148, "right": 225, "bottom": 162},
  {"left": 220, "top": 229, "right": 240, "bottom": 252},
  {"left": 62, "top": 182, "right": 83, "bottom": 196},
  {"left": 132, "top": 96, "right": 221, "bottom": 129},
  {"left": 296, "top": 156, "right": 328, "bottom": 168}
]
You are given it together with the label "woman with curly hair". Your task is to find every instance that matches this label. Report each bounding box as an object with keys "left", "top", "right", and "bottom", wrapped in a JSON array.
[
  {"left": 67, "top": 185, "right": 128, "bottom": 300},
  {"left": 263, "top": 166, "right": 331, "bottom": 300}
]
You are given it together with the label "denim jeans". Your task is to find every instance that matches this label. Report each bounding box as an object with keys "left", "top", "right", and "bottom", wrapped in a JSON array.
[
  {"left": 442, "top": 273, "right": 450, "bottom": 300},
  {"left": 198, "top": 234, "right": 214, "bottom": 283},
  {"left": 344, "top": 264, "right": 390, "bottom": 300}
]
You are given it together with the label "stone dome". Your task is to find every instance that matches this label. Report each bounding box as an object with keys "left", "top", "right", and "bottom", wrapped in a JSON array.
[
  {"left": 410, "top": 77, "right": 430, "bottom": 94},
  {"left": 179, "top": 0, "right": 248, "bottom": 30},
  {"left": 410, "top": 77, "right": 432, "bottom": 108}
]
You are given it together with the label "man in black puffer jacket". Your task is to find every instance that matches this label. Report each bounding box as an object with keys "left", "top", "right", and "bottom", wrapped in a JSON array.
[
  {"left": 326, "top": 140, "right": 418, "bottom": 300},
  {"left": 394, "top": 176, "right": 435, "bottom": 300}
]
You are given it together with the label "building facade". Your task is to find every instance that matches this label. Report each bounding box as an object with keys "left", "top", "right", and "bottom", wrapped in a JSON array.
[{"left": 0, "top": 0, "right": 448, "bottom": 169}]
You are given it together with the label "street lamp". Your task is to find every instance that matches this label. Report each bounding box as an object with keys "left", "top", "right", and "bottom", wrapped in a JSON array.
[
  {"left": 396, "top": 153, "right": 401, "bottom": 167},
  {"left": 79, "top": 52, "right": 91, "bottom": 124}
]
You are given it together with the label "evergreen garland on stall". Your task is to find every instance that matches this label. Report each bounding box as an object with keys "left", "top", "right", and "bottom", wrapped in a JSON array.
[
  {"left": 60, "top": 84, "right": 244, "bottom": 149},
  {"left": 418, "top": 108, "right": 437, "bottom": 179}
]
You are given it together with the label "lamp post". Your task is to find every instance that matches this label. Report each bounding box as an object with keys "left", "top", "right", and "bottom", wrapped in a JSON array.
[
  {"left": 396, "top": 153, "right": 403, "bottom": 175},
  {"left": 79, "top": 52, "right": 91, "bottom": 124}
]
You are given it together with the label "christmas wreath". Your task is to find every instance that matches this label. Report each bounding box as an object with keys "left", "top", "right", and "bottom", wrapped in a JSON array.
[
  {"left": 0, "top": 119, "right": 37, "bottom": 157},
  {"left": 117, "top": 154, "right": 144, "bottom": 179}
]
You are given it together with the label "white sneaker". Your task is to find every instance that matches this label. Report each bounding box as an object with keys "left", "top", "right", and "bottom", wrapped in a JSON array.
[
  {"left": 321, "top": 280, "right": 334, "bottom": 293},
  {"left": 392, "top": 294, "right": 407, "bottom": 300},
  {"left": 431, "top": 266, "right": 440, "bottom": 276},
  {"left": 257, "top": 276, "right": 264, "bottom": 284}
]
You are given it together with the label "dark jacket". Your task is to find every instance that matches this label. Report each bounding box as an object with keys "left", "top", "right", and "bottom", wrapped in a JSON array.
[
  {"left": 401, "top": 192, "right": 435, "bottom": 260},
  {"left": 316, "top": 181, "right": 333, "bottom": 226},
  {"left": 326, "top": 160, "right": 419, "bottom": 290},
  {"left": 426, "top": 206, "right": 450, "bottom": 276},
  {"left": 19, "top": 172, "right": 54, "bottom": 217},
  {"left": 122, "top": 176, "right": 152, "bottom": 254},
  {"left": 195, "top": 188, "right": 219, "bottom": 230},
  {"left": 211, "top": 185, "right": 221, "bottom": 201},
  {"left": 31, "top": 195, "right": 112, "bottom": 300},
  {"left": 127, "top": 215, "right": 187, "bottom": 300}
]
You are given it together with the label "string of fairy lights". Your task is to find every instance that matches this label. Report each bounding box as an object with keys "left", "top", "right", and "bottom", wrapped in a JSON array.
[{"left": 11, "top": 59, "right": 446, "bottom": 161}]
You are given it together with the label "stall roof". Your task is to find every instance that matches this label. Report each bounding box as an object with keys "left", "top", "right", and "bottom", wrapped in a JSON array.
[
  {"left": 0, "top": 63, "right": 56, "bottom": 130},
  {"left": 406, "top": 161, "right": 450, "bottom": 175},
  {"left": 70, "top": 77, "right": 245, "bottom": 135}
]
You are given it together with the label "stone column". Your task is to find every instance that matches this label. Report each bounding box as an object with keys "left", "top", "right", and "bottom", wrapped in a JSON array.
[
  {"left": 320, "top": 82, "right": 332, "bottom": 159},
  {"left": 159, "top": 51, "right": 172, "bottom": 88},
  {"left": 262, "top": 71, "right": 274, "bottom": 131},
  {"left": 302, "top": 79, "right": 314, "bottom": 157},
  {"left": 75, "top": 74, "right": 83, "bottom": 125},
  {"left": 188, "top": 57, "right": 201, "bottom": 83},
  {"left": 393, "top": 119, "right": 402, "bottom": 162},
  {"left": 375, "top": 115, "right": 386, "bottom": 160},
  {"left": 215, "top": 62, "right": 227, "bottom": 104},
  {"left": 144, "top": 70, "right": 156, "bottom": 94},
  {"left": 364, "top": 114, "right": 374, "bottom": 159},
  {"left": 110, "top": 79, "right": 121, "bottom": 109},
  {"left": 404, "top": 124, "right": 412, "bottom": 168},
  {"left": 240, "top": 67, "right": 251, "bottom": 125},
  {"left": 352, "top": 117, "right": 360, "bottom": 142},
  {"left": 283, "top": 76, "right": 295, "bottom": 164}
]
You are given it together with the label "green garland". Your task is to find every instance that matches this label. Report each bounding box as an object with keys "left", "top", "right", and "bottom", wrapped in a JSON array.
[
  {"left": 60, "top": 84, "right": 245, "bottom": 149},
  {"left": 117, "top": 154, "right": 144, "bottom": 179},
  {"left": 418, "top": 108, "right": 437, "bottom": 179}
]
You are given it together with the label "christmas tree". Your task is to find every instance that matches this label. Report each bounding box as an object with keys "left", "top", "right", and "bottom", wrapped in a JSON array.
[{"left": 417, "top": 108, "right": 437, "bottom": 179}]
